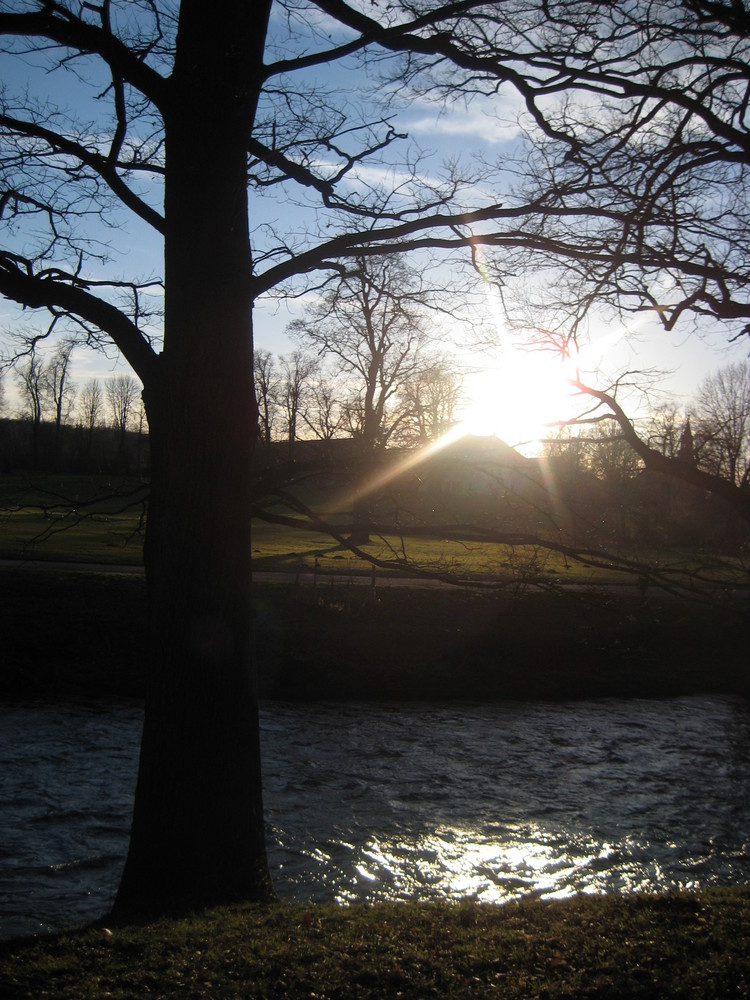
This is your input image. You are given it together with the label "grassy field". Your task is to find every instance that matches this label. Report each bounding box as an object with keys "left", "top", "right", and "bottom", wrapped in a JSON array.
[
  {"left": 0, "top": 474, "right": 148, "bottom": 565},
  {"left": 1, "top": 473, "right": 747, "bottom": 589},
  {"left": 248, "top": 518, "right": 599, "bottom": 583},
  {"left": 2, "top": 891, "right": 749, "bottom": 998}
]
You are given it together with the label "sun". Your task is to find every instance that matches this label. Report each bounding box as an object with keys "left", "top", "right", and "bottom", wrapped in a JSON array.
[{"left": 456, "top": 350, "right": 579, "bottom": 452}]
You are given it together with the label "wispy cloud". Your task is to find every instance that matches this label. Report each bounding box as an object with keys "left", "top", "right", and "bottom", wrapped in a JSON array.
[
  {"left": 404, "top": 90, "right": 524, "bottom": 146},
  {"left": 406, "top": 108, "right": 521, "bottom": 145}
]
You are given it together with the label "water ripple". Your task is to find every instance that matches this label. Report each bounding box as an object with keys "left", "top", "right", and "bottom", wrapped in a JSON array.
[{"left": 1, "top": 695, "right": 750, "bottom": 939}]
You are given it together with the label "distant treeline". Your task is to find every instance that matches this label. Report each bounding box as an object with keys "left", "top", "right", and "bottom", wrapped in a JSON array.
[
  {"left": 0, "top": 417, "right": 149, "bottom": 476},
  {"left": 2, "top": 416, "right": 748, "bottom": 554}
]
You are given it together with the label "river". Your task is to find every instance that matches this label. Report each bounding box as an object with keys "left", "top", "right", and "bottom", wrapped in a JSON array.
[{"left": 1, "top": 696, "right": 749, "bottom": 939}]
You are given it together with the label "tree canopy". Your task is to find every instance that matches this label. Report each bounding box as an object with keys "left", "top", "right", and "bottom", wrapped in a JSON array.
[{"left": 3, "top": 2, "right": 748, "bottom": 376}]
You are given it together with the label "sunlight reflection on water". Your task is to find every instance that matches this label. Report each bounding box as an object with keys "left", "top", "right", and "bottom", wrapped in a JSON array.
[
  {"left": 266, "top": 698, "right": 750, "bottom": 903},
  {"left": 278, "top": 825, "right": 715, "bottom": 906},
  {"left": 263, "top": 697, "right": 750, "bottom": 907},
  {"left": 1, "top": 695, "right": 750, "bottom": 938}
]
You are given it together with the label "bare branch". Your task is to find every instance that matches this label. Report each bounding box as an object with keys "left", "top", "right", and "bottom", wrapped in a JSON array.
[
  {"left": 0, "top": 252, "right": 159, "bottom": 385},
  {"left": 571, "top": 373, "right": 750, "bottom": 523}
]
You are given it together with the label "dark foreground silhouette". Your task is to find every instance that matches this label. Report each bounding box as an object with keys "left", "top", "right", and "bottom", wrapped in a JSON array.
[{"left": 2, "top": 567, "right": 747, "bottom": 703}]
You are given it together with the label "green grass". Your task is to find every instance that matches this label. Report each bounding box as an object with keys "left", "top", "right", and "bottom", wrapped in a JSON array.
[
  {"left": 2, "top": 891, "right": 749, "bottom": 998},
  {"left": 0, "top": 474, "right": 147, "bottom": 565},
  {"left": 250, "top": 518, "right": 748, "bottom": 588},
  {"left": 1, "top": 472, "right": 747, "bottom": 589},
  {"left": 250, "top": 518, "right": 569, "bottom": 580}
]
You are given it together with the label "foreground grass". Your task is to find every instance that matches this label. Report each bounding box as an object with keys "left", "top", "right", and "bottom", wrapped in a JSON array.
[{"left": 1, "top": 892, "right": 749, "bottom": 998}]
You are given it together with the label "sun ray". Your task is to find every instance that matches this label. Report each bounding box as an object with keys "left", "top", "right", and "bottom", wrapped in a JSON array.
[{"left": 330, "top": 422, "right": 471, "bottom": 518}]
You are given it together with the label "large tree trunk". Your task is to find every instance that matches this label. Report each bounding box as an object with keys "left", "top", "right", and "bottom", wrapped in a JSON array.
[{"left": 114, "top": 0, "right": 274, "bottom": 916}]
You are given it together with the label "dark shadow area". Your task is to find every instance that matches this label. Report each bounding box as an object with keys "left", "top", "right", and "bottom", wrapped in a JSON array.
[{"left": 2, "top": 567, "right": 747, "bottom": 703}]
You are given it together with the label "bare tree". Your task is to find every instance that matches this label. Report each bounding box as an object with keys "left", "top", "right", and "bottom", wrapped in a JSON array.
[
  {"left": 14, "top": 341, "right": 45, "bottom": 464},
  {"left": 302, "top": 374, "right": 345, "bottom": 445},
  {"left": 397, "top": 358, "right": 463, "bottom": 446},
  {"left": 106, "top": 374, "right": 140, "bottom": 447},
  {"left": 79, "top": 378, "right": 103, "bottom": 435},
  {"left": 15, "top": 348, "right": 45, "bottom": 425},
  {"left": 340, "top": 395, "right": 366, "bottom": 441},
  {"left": 253, "top": 349, "right": 279, "bottom": 456},
  {"left": 280, "top": 350, "right": 317, "bottom": 461},
  {"left": 45, "top": 339, "right": 76, "bottom": 451},
  {"left": 428, "top": 0, "right": 750, "bottom": 351},
  {"left": 79, "top": 376, "right": 103, "bottom": 462},
  {"left": 693, "top": 362, "right": 750, "bottom": 488},
  {"left": 646, "top": 407, "right": 684, "bottom": 460},
  {"left": 289, "top": 256, "right": 433, "bottom": 453}
]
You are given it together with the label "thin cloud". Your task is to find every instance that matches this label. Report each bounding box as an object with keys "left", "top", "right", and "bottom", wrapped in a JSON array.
[{"left": 407, "top": 108, "right": 521, "bottom": 145}]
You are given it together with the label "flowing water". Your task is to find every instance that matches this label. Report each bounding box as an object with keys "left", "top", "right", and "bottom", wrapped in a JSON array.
[{"left": 1, "top": 696, "right": 749, "bottom": 939}]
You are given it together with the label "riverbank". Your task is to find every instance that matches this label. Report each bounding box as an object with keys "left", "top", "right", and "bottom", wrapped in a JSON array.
[
  {"left": 1, "top": 566, "right": 748, "bottom": 701},
  {"left": 2, "top": 890, "right": 749, "bottom": 998}
]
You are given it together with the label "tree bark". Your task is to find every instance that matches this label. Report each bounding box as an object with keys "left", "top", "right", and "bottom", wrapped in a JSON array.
[{"left": 114, "top": 0, "right": 274, "bottom": 916}]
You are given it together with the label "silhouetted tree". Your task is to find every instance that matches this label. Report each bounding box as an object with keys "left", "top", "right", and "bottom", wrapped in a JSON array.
[
  {"left": 694, "top": 362, "right": 750, "bottom": 487},
  {"left": 398, "top": 358, "right": 463, "bottom": 445},
  {"left": 45, "top": 339, "right": 76, "bottom": 455},
  {"left": 78, "top": 377, "right": 103, "bottom": 463},
  {"left": 106, "top": 373, "right": 140, "bottom": 455},
  {"left": 646, "top": 407, "right": 683, "bottom": 460},
  {"left": 253, "top": 349, "right": 279, "bottom": 457},
  {"left": 281, "top": 350, "right": 317, "bottom": 461},
  {"left": 79, "top": 378, "right": 103, "bottom": 435},
  {"left": 289, "top": 256, "right": 433, "bottom": 453},
  {"left": 302, "top": 374, "right": 345, "bottom": 446},
  {"left": 289, "top": 254, "right": 441, "bottom": 541},
  {"left": 455, "top": 0, "right": 750, "bottom": 347},
  {"left": 14, "top": 341, "right": 45, "bottom": 465}
]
